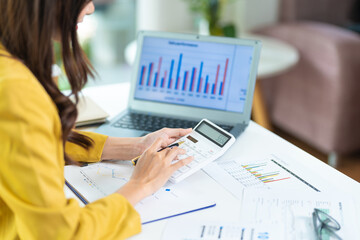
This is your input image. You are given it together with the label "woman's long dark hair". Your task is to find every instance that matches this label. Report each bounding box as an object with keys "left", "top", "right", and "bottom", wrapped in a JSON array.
[{"left": 0, "top": 0, "right": 95, "bottom": 164}]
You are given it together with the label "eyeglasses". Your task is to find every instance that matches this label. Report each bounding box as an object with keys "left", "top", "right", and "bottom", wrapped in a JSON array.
[{"left": 312, "top": 208, "right": 342, "bottom": 240}]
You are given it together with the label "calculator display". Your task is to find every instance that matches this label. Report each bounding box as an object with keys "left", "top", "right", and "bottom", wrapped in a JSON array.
[{"left": 195, "top": 121, "right": 231, "bottom": 147}]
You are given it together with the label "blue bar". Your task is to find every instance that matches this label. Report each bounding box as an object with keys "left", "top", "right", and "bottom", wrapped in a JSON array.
[
  {"left": 219, "top": 82, "right": 223, "bottom": 95},
  {"left": 196, "top": 62, "right": 204, "bottom": 92},
  {"left": 154, "top": 73, "right": 158, "bottom": 87},
  {"left": 204, "top": 75, "right": 209, "bottom": 93},
  {"left": 190, "top": 67, "right": 196, "bottom": 91},
  {"left": 146, "top": 63, "right": 153, "bottom": 86},
  {"left": 139, "top": 66, "right": 145, "bottom": 85},
  {"left": 182, "top": 71, "right": 188, "bottom": 91},
  {"left": 175, "top": 54, "right": 183, "bottom": 89},
  {"left": 168, "top": 60, "right": 175, "bottom": 89},
  {"left": 161, "top": 77, "right": 165, "bottom": 88},
  {"left": 211, "top": 83, "right": 215, "bottom": 94}
]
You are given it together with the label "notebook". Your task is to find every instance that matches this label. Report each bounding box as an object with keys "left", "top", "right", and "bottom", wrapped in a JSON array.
[
  {"left": 96, "top": 31, "right": 261, "bottom": 138},
  {"left": 75, "top": 96, "right": 109, "bottom": 127}
]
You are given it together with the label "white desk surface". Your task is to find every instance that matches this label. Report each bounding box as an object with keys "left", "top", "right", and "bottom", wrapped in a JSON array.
[{"left": 70, "top": 83, "right": 360, "bottom": 239}]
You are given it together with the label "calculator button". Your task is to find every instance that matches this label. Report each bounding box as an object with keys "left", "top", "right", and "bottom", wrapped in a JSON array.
[
  {"left": 196, "top": 157, "right": 206, "bottom": 163},
  {"left": 187, "top": 161, "right": 197, "bottom": 167},
  {"left": 172, "top": 170, "right": 182, "bottom": 178},
  {"left": 177, "top": 155, "right": 188, "bottom": 160},
  {"left": 178, "top": 166, "right": 191, "bottom": 173},
  {"left": 186, "top": 150, "right": 195, "bottom": 156}
]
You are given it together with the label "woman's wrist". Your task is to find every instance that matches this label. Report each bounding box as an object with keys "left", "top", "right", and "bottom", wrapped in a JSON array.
[
  {"left": 101, "top": 137, "right": 144, "bottom": 160},
  {"left": 116, "top": 180, "right": 150, "bottom": 206}
]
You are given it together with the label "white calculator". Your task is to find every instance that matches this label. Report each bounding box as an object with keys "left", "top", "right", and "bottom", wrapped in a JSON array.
[{"left": 169, "top": 119, "right": 235, "bottom": 183}]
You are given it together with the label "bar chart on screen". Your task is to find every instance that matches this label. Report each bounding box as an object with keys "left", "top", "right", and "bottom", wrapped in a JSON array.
[
  {"left": 133, "top": 36, "right": 254, "bottom": 113},
  {"left": 138, "top": 53, "right": 230, "bottom": 98}
]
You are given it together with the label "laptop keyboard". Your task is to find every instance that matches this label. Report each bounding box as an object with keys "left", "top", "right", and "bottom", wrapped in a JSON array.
[{"left": 112, "top": 113, "right": 233, "bottom": 133}]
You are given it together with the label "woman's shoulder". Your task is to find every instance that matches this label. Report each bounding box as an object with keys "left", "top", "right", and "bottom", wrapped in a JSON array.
[
  {"left": 0, "top": 52, "right": 58, "bottom": 118},
  {"left": 0, "top": 46, "right": 35, "bottom": 83}
]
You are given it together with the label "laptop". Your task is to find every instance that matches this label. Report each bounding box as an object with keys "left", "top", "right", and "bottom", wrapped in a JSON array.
[{"left": 96, "top": 31, "right": 261, "bottom": 138}]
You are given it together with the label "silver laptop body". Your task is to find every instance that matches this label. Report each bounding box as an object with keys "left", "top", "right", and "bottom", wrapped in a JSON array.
[{"left": 96, "top": 31, "right": 261, "bottom": 138}]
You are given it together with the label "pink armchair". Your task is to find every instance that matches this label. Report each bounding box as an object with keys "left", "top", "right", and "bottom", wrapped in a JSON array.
[{"left": 255, "top": 0, "right": 360, "bottom": 166}]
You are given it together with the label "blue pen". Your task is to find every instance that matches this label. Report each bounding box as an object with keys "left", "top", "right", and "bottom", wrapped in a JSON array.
[{"left": 65, "top": 180, "right": 89, "bottom": 205}]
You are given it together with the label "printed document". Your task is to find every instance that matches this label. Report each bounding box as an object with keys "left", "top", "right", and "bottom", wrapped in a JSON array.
[
  {"left": 240, "top": 191, "right": 359, "bottom": 239},
  {"left": 64, "top": 161, "right": 215, "bottom": 224},
  {"left": 162, "top": 219, "right": 282, "bottom": 240},
  {"left": 203, "top": 154, "right": 329, "bottom": 199}
]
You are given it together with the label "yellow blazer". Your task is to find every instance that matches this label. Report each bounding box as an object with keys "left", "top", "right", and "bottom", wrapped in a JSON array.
[{"left": 0, "top": 45, "right": 141, "bottom": 239}]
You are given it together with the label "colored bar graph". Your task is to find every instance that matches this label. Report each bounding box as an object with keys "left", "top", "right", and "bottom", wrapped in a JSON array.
[
  {"left": 213, "top": 64, "right": 220, "bottom": 94},
  {"left": 175, "top": 54, "right": 183, "bottom": 90},
  {"left": 220, "top": 58, "right": 229, "bottom": 95},
  {"left": 162, "top": 70, "right": 167, "bottom": 88},
  {"left": 153, "top": 73, "right": 158, "bottom": 87},
  {"left": 182, "top": 71, "right": 189, "bottom": 91},
  {"left": 139, "top": 66, "right": 146, "bottom": 85},
  {"left": 190, "top": 68, "right": 197, "bottom": 92},
  {"left": 155, "top": 57, "right": 162, "bottom": 86},
  {"left": 204, "top": 75, "right": 209, "bottom": 94},
  {"left": 168, "top": 60, "right": 175, "bottom": 89},
  {"left": 147, "top": 63, "right": 154, "bottom": 86},
  {"left": 197, "top": 77, "right": 203, "bottom": 93},
  {"left": 196, "top": 62, "right": 204, "bottom": 92},
  {"left": 241, "top": 163, "right": 291, "bottom": 184},
  {"left": 139, "top": 54, "right": 230, "bottom": 97}
]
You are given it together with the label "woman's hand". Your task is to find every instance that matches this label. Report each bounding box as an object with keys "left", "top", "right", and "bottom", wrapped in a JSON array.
[
  {"left": 138, "top": 128, "right": 192, "bottom": 153},
  {"left": 116, "top": 136, "right": 193, "bottom": 205},
  {"left": 101, "top": 128, "right": 192, "bottom": 161}
]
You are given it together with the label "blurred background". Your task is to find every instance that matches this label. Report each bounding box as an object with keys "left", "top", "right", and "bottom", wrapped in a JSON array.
[
  {"left": 59, "top": 0, "right": 280, "bottom": 89},
  {"left": 62, "top": 0, "right": 360, "bottom": 180}
]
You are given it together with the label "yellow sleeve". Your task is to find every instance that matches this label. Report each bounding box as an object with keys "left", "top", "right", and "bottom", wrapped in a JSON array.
[
  {"left": 65, "top": 131, "right": 108, "bottom": 163},
  {"left": 0, "top": 77, "right": 141, "bottom": 239}
]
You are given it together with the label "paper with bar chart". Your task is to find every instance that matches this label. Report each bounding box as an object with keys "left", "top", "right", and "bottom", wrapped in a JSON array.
[
  {"left": 203, "top": 154, "right": 321, "bottom": 199},
  {"left": 134, "top": 36, "right": 254, "bottom": 113},
  {"left": 64, "top": 161, "right": 215, "bottom": 224}
]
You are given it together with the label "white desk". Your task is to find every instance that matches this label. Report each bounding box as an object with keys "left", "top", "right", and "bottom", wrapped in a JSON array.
[{"left": 70, "top": 83, "right": 360, "bottom": 239}]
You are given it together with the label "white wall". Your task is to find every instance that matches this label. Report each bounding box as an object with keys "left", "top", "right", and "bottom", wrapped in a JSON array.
[{"left": 136, "top": 0, "right": 194, "bottom": 32}]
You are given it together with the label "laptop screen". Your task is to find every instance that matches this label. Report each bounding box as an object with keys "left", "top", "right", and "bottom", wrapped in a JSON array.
[{"left": 134, "top": 36, "right": 255, "bottom": 113}]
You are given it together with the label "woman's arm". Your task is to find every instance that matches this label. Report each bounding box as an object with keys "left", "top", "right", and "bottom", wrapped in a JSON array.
[
  {"left": 101, "top": 128, "right": 192, "bottom": 161},
  {"left": 100, "top": 136, "right": 143, "bottom": 160},
  {"left": 0, "top": 77, "right": 141, "bottom": 239}
]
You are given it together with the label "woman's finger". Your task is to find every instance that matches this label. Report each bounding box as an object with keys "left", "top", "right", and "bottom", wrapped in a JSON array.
[
  {"left": 163, "top": 147, "right": 186, "bottom": 162},
  {"left": 163, "top": 128, "right": 192, "bottom": 138},
  {"left": 170, "top": 156, "right": 194, "bottom": 171},
  {"left": 148, "top": 135, "right": 168, "bottom": 152}
]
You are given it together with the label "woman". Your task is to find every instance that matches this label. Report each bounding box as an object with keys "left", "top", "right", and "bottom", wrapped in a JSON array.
[{"left": 0, "top": 0, "right": 193, "bottom": 239}]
